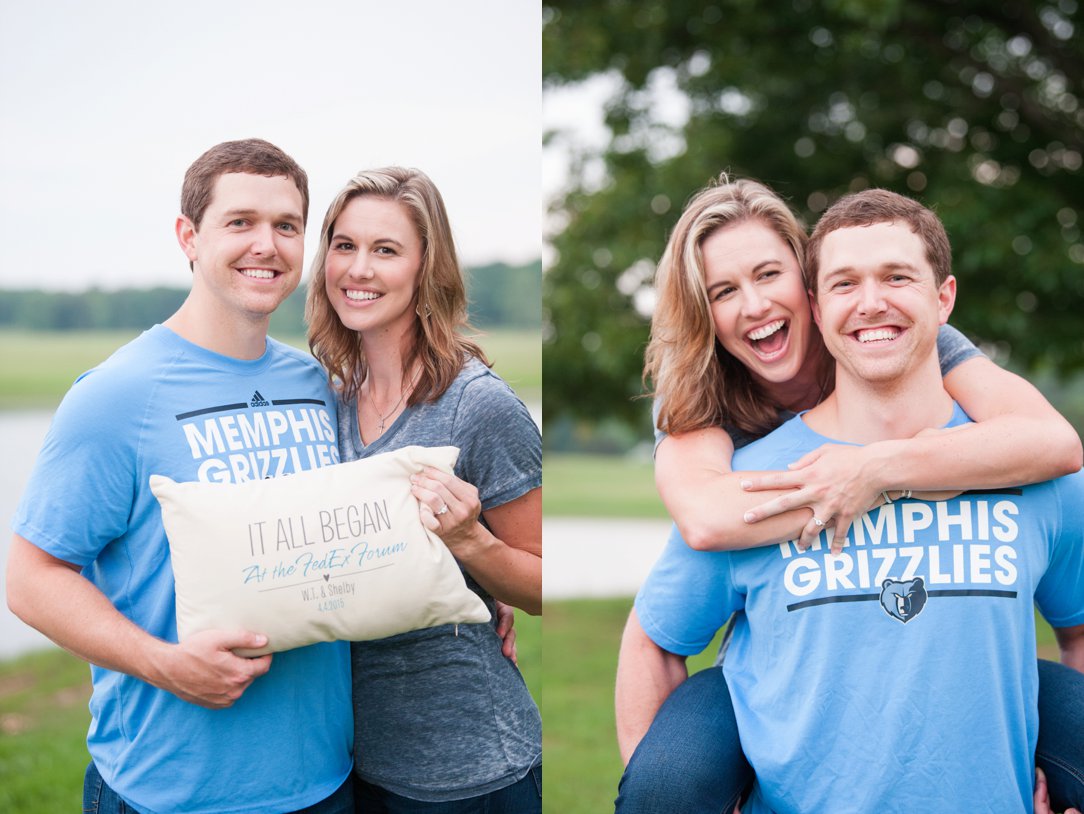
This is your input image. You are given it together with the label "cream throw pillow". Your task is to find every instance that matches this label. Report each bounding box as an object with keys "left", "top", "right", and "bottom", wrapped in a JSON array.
[{"left": 150, "top": 445, "right": 490, "bottom": 656}]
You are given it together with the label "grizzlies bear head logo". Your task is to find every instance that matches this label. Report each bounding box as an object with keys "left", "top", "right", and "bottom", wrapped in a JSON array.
[{"left": 879, "top": 577, "right": 928, "bottom": 623}]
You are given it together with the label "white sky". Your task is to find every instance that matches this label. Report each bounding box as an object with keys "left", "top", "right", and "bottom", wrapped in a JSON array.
[{"left": 0, "top": 0, "right": 541, "bottom": 291}]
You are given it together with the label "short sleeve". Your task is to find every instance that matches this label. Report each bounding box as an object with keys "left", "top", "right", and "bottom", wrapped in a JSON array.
[
  {"left": 451, "top": 371, "right": 541, "bottom": 511},
  {"left": 634, "top": 524, "right": 742, "bottom": 656},
  {"left": 937, "top": 324, "right": 984, "bottom": 377},
  {"left": 1035, "top": 473, "right": 1084, "bottom": 628},
  {"left": 12, "top": 368, "right": 139, "bottom": 565}
]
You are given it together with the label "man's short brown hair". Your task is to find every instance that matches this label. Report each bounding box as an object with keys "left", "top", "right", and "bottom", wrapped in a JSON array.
[
  {"left": 181, "top": 139, "right": 309, "bottom": 229},
  {"left": 806, "top": 189, "right": 951, "bottom": 294}
]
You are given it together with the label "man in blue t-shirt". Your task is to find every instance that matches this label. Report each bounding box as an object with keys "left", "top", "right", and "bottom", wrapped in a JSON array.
[
  {"left": 630, "top": 190, "right": 1084, "bottom": 812},
  {"left": 7, "top": 140, "right": 355, "bottom": 813}
]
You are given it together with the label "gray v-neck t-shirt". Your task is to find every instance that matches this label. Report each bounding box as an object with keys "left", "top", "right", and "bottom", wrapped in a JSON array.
[{"left": 338, "top": 358, "right": 542, "bottom": 802}]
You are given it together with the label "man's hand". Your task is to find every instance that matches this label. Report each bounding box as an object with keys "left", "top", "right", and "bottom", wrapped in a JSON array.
[
  {"left": 495, "top": 600, "right": 517, "bottom": 664},
  {"left": 149, "top": 630, "right": 273, "bottom": 709},
  {"left": 1035, "top": 767, "right": 1082, "bottom": 814}
]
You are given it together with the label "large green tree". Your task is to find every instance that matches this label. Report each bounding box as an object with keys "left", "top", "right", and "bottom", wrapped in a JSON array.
[{"left": 543, "top": 0, "right": 1084, "bottom": 432}]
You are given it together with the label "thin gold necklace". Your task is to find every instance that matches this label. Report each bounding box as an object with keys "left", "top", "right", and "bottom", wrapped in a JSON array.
[{"left": 366, "top": 368, "right": 420, "bottom": 434}]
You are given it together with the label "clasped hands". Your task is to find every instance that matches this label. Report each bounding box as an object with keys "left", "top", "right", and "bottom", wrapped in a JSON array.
[{"left": 739, "top": 439, "right": 958, "bottom": 555}]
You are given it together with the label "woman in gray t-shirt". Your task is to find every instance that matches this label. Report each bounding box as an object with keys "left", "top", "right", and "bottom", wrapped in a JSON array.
[{"left": 307, "top": 167, "right": 541, "bottom": 812}]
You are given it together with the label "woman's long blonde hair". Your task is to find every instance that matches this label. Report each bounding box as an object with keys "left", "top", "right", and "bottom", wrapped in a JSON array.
[
  {"left": 644, "top": 175, "right": 821, "bottom": 438},
  {"left": 306, "top": 167, "right": 489, "bottom": 404}
]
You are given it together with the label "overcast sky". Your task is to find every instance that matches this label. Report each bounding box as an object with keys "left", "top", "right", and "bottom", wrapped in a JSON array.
[{"left": 0, "top": 1, "right": 540, "bottom": 291}]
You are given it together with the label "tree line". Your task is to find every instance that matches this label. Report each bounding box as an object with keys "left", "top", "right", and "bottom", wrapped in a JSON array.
[
  {"left": 543, "top": 0, "right": 1084, "bottom": 433},
  {"left": 0, "top": 260, "right": 541, "bottom": 335}
]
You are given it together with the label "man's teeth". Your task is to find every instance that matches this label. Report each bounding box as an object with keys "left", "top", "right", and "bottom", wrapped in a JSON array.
[
  {"left": 857, "top": 328, "right": 900, "bottom": 343},
  {"left": 241, "top": 269, "right": 275, "bottom": 280},
  {"left": 747, "top": 320, "right": 785, "bottom": 341},
  {"left": 346, "top": 290, "right": 381, "bottom": 301}
]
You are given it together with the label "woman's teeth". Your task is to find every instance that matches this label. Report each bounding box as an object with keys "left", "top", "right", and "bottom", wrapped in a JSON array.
[{"left": 746, "top": 319, "right": 785, "bottom": 341}]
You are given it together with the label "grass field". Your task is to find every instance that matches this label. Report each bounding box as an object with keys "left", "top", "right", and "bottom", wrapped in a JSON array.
[
  {"left": 0, "top": 649, "right": 95, "bottom": 812},
  {"left": 0, "top": 610, "right": 540, "bottom": 813},
  {"left": 540, "top": 598, "right": 729, "bottom": 814},
  {"left": 0, "top": 328, "right": 540, "bottom": 410},
  {"left": 542, "top": 453, "right": 666, "bottom": 518},
  {"left": 0, "top": 330, "right": 141, "bottom": 410}
]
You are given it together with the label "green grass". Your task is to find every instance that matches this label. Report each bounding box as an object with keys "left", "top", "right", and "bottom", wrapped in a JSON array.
[
  {"left": 543, "top": 453, "right": 667, "bottom": 518},
  {"left": 0, "top": 328, "right": 540, "bottom": 410},
  {"left": 540, "top": 598, "right": 727, "bottom": 814},
  {"left": 0, "top": 610, "right": 540, "bottom": 814},
  {"left": 0, "top": 330, "right": 142, "bottom": 410},
  {"left": 0, "top": 649, "right": 92, "bottom": 812}
]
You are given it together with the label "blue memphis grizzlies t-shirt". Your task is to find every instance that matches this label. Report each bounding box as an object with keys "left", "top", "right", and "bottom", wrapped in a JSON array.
[
  {"left": 636, "top": 405, "right": 1084, "bottom": 814},
  {"left": 13, "top": 325, "right": 352, "bottom": 814}
]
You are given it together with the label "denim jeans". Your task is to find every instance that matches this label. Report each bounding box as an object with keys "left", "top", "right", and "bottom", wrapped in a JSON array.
[
  {"left": 615, "top": 660, "right": 1084, "bottom": 813},
  {"left": 1037, "top": 659, "right": 1084, "bottom": 811},
  {"left": 615, "top": 668, "right": 750, "bottom": 814},
  {"left": 353, "top": 765, "right": 541, "bottom": 814},
  {"left": 82, "top": 762, "right": 354, "bottom": 813}
]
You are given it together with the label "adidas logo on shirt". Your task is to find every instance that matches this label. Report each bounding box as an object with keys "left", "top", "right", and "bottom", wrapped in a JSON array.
[{"left": 250, "top": 391, "right": 270, "bottom": 408}]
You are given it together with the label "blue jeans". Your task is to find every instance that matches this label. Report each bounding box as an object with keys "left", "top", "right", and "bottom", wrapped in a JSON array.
[
  {"left": 1038, "top": 659, "right": 1084, "bottom": 811},
  {"left": 615, "top": 668, "right": 750, "bottom": 814},
  {"left": 353, "top": 765, "right": 541, "bottom": 813},
  {"left": 82, "top": 762, "right": 354, "bottom": 813},
  {"left": 615, "top": 660, "right": 1084, "bottom": 812}
]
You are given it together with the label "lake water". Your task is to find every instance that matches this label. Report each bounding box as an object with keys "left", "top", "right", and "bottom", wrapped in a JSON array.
[
  {"left": 0, "top": 402, "right": 544, "bottom": 660},
  {"left": 0, "top": 411, "right": 56, "bottom": 658}
]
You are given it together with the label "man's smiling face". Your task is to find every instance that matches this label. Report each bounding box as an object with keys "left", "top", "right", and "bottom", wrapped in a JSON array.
[
  {"left": 812, "top": 220, "right": 956, "bottom": 388},
  {"left": 178, "top": 172, "right": 305, "bottom": 324}
]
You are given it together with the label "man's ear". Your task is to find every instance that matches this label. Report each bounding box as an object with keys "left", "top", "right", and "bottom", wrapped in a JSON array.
[
  {"left": 937, "top": 275, "right": 957, "bottom": 325},
  {"left": 809, "top": 288, "right": 822, "bottom": 329},
  {"left": 176, "top": 216, "right": 198, "bottom": 267}
]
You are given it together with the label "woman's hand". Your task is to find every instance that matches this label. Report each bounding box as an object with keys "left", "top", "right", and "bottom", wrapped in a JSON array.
[
  {"left": 739, "top": 443, "right": 885, "bottom": 554},
  {"left": 741, "top": 443, "right": 961, "bottom": 554},
  {"left": 410, "top": 466, "right": 485, "bottom": 558},
  {"left": 411, "top": 469, "right": 541, "bottom": 614},
  {"left": 1034, "top": 766, "right": 1082, "bottom": 814}
]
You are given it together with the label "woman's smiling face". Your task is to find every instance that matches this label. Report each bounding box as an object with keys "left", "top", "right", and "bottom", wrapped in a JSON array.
[
  {"left": 323, "top": 195, "right": 424, "bottom": 343},
  {"left": 703, "top": 218, "right": 817, "bottom": 389}
]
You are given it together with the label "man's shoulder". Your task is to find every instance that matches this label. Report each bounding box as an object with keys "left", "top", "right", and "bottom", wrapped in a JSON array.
[
  {"left": 1037, "top": 466, "right": 1084, "bottom": 504},
  {"left": 265, "top": 333, "right": 316, "bottom": 366},
  {"left": 265, "top": 336, "right": 325, "bottom": 374},
  {"left": 733, "top": 414, "right": 814, "bottom": 469},
  {"left": 64, "top": 328, "right": 171, "bottom": 403},
  {"left": 260, "top": 338, "right": 334, "bottom": 406}
]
